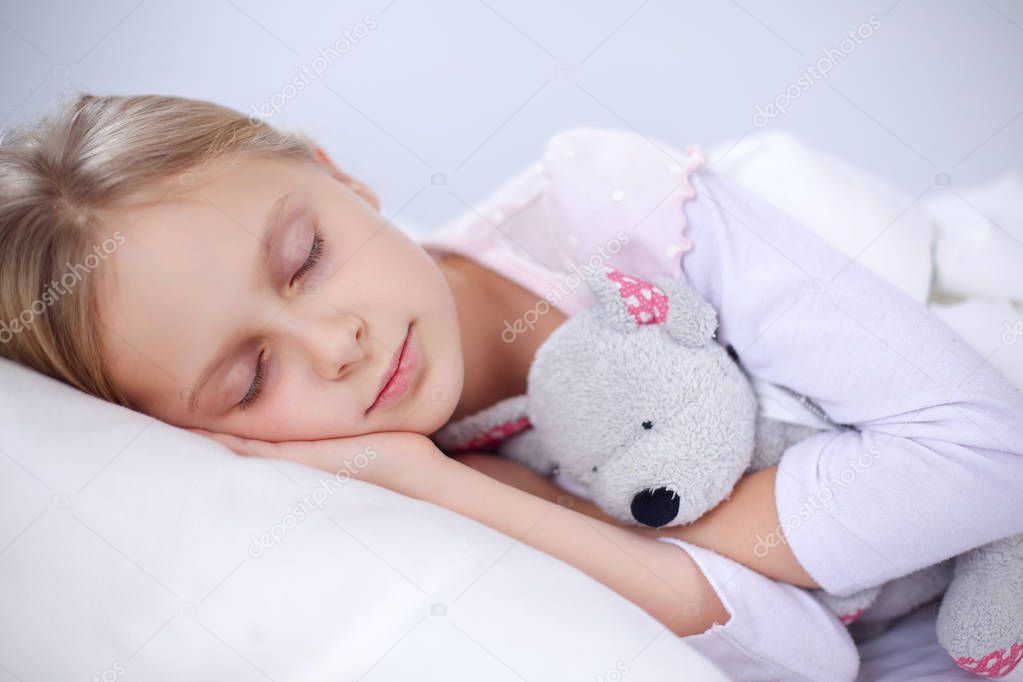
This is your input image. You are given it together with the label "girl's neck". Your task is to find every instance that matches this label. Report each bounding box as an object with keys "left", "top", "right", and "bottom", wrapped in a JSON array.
[{"left": 433, "top": 251, "right": 567, "bottom": 425}]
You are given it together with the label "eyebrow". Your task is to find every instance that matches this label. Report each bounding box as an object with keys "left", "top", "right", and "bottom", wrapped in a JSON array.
[{"left": 187, "top": 191, "right": 294, "bottom": 413}]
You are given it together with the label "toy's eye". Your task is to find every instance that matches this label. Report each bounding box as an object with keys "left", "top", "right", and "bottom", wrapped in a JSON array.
[
  {"left": 642, "top": 420, "right": 653, "bottom": 430},
  {"left": 591, "top": 466, "right": 598, "bottom": 473}
]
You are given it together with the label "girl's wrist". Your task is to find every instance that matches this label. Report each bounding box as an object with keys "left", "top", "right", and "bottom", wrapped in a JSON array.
[{"left": 377, "top": 434, "right": 454, "bottom": 501}]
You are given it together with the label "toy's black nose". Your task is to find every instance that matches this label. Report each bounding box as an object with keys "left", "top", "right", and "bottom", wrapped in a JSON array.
[{"left": 630, "top": 487, "right": 680, "bottom": 527}]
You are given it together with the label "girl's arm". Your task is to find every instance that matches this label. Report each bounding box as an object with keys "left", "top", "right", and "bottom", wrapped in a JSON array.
[
  {"left": 189, "top": 427, "right": 728, "bottom": 636},
  {"left": 458, "top": 453, "right": 820, "bottom": 588},
  {"left": 193, "top": 428, "right": 862, "bottom": 680},
  {"left": 675, "top": 171, "right": 1023, "bottom": 595}
]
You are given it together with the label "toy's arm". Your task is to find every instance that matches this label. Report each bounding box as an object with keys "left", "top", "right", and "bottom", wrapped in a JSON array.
[{"left": 671, "top": 171, "right": 1023, "bottom": 596}]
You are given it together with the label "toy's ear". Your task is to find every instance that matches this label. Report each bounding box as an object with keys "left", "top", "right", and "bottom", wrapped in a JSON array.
[
  {"left": 583, "top": 266, "right": 717, "bottom": 347},
  {"left": 583, "top": 265, "right": 670, "bottom": 333},
  {"left": 657, "top": 276, "right": 718, "bottom": 347}
]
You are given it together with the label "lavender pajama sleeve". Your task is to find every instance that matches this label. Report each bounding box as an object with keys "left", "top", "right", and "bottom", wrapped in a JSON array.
[{"left": 678, "top": 170, "right": 1023, "bottom": 596}]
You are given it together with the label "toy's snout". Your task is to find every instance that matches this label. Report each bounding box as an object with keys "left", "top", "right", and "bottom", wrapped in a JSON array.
[{"left": 630, "top": 487, "right": 681, "bottom": 527}]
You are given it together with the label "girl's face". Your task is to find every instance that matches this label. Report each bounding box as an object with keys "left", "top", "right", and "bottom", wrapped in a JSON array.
[{"left": 95, "top": 152, "right": 464, "bottom": 441}]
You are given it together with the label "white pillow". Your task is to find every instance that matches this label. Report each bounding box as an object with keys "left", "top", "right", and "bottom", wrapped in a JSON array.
[
  {"left": 922, "top": 172, "right": 1023, "bottom": 391},
  {"left": 0, "top": 358, "right": 725, "bottom": 681},
  {"left": 922, "top": 172, "right": 1023, "bottom": 303}
]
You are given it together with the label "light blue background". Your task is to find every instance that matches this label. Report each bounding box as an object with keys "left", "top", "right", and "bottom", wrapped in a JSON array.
[{"left": 2, "top": 0, "right": 1020, "bottom": 233}]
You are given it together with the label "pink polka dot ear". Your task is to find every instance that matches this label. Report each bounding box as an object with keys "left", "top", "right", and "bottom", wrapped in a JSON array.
[{"left": 603, "top": 268, "right": 669, "bottom": 326}]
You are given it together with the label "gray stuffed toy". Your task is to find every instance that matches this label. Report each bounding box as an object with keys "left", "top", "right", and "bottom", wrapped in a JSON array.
[{"left": 433, "top": 264, "right": 1022, "bottom": 678}]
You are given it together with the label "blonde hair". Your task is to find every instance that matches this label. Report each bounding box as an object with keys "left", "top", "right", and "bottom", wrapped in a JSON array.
[{"left": 0, "top": 92, "right": 319, "bottom": 409}]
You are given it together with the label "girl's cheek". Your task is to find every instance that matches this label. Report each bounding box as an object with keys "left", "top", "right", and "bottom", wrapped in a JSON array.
[{"left": 253, "top": 397, "right": 298, "bottom": 440}]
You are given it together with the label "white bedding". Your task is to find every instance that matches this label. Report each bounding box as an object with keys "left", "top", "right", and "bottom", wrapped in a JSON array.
[
  {"left": 708, "top": 132, "right": 1023, "bottom": 680},
  {"left": 0, "top": 356, "right": 727, "bottom": 681},
  {"left": 708, "top": 131, "right": 1023, "bottom": 398},
  {"left": 1, "top": 130, "right": 1019, "bottom": 681}
]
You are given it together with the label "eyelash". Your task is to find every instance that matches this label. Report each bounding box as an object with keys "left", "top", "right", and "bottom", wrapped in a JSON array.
[
  {"left": 290, "top": 227, "right": 325, "bottom": 287},
  {"left": 239, "top": 228, "right": 325, "bottom": 410},
  {"left": 239, "top": 348, "right": 267, "bottom": 410}
]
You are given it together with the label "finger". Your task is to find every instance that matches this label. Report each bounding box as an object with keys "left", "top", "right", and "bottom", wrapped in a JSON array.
[
  {"left": 219, "top": 435, "right": 262, "bottom": 457},
  {"left": 189, "top": 428, "right": 261, "bottom": 457}
]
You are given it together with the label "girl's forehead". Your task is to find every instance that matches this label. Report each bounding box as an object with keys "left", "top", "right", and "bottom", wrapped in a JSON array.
[
  {"left": 97, "top": 156, "right": 313, "bottom": 242},
  {"left": 117, "top": 153, "right": 312, "bottom": 207}
]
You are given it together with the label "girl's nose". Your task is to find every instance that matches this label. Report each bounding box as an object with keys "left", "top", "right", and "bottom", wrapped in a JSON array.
[
  {"left": 322, "top": 313, "right": 366, "bottom": 380},
  {"left": 292, "top": 306, "right": 367, "bottom": 380}
]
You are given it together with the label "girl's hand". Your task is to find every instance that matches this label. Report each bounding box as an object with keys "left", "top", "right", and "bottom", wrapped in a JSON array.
[{"left": 186, "top": 427, "right": 443, "bottom": 495}]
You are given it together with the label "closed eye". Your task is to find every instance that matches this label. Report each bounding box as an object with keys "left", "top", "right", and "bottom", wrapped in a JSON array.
[
  {"left": 239, "top": 348, "right": 268, "bottom": 409},
  {"left": 238, "top": 227, "right": 326, "bottom": 411},
  {"left": 290, "top": 226, "right": 324, "bottom": 287}
]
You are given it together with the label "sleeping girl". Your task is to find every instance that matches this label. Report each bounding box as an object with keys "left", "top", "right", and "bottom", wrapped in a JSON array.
[{"left": 2, "top": 93, "right": 1020, "bottom": 680}]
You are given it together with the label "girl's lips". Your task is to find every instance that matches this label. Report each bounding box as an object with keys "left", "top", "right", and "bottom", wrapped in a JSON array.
[{"left": 367, "top": 322, "right": 418, "bottom": 413}]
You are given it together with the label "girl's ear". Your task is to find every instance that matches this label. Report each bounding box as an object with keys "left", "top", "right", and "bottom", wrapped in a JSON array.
[{"left": 313, "top": 146, "right": 381, "bottom": 211}]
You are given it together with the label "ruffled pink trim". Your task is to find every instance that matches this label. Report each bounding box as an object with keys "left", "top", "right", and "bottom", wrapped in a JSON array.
[{"left": 671, "top": 145, "right": 706, "bottom": 279}]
